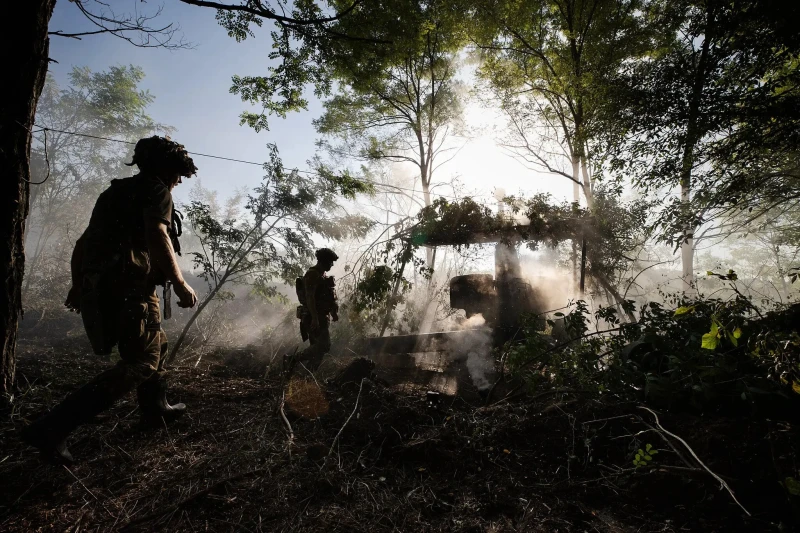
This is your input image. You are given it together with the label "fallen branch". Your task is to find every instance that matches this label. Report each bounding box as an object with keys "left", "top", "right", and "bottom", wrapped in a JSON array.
[
  {"left": 279, "top": 390, "right": 294, "bottom": 442},
  {"left": 634, "top": 416, "right": 695, "bottom": 471},
  {"left": 638, "top": 406, "right": 751, "bottom": 516}
]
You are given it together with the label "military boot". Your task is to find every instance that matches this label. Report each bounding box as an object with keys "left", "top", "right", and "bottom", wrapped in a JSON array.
[
  {"left": 20, "top": 424, "right": 74, "bottom": 465},
  {"left": 20, "top": 369, "right": 130, "bottom": 465},
  {"left": 137, "top": 374, "right": 186, "bottom": 426}
]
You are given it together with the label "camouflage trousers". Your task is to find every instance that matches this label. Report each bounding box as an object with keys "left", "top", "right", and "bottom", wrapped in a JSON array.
[
  {"left": 297, "top": 315, "right": 331, "bottom": 369},
  {"left": 25, "top": 286, "right": 170, "bottom": 442}
]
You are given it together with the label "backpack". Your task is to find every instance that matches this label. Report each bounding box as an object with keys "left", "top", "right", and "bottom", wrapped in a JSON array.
[{"left": 295, "top": 277, "right": 306, "bottom": 305}]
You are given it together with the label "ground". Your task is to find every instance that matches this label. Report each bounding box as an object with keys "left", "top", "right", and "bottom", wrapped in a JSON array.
[{"left": 1, "top": 339, "right": 799, "bottom": 532}]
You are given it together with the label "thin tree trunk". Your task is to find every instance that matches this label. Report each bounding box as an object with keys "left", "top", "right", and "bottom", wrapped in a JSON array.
[
  {"left": 1, "top": 0, "right": 56, "bottom": 395},
  {"left": 580, "top": 155, "right": 594, "bottom": 210},
  {"left": 421, "top": 168, "right": 434, "bottom": 267},
  {"left": 594, "top": 272, "right": 636, "bottom": 324},
  {"left": 418, "top": 246, "right": 440, "bottom": 334},
  {"left": 166, "top": 283, "right": 223, "bottom": 365},
  {"left": 680, "top": 181, "right": 694, "bottom": 293},
  {"left": 773, "top": 245, "right": 789, "bottom": 300},
  {"left": 380, "top": 251, "right": 411, "bottom": 337},
  {"left": 678, "top": 5, "right": 714, "bottom": 296},
  {"left": 570, "top": 155, "right": 581, "bottom": 292}
]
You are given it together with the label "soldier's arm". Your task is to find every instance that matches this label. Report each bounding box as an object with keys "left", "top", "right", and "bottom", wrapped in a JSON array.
[{"left": 144, "top": 217, "right": 197, "bottom": 307}]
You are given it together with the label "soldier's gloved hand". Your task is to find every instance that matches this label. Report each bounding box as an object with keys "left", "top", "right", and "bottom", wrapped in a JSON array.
[
  {"left": 174, "top": 281, "right": 197, "bottom": 308},
  {"left": 64, "top": 285, "right": 82, "bottom": 313}
]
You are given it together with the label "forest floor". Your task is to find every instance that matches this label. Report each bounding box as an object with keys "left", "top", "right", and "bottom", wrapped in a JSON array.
[{"left": 1, "top": 339, "right": 799, "bottom": 532}]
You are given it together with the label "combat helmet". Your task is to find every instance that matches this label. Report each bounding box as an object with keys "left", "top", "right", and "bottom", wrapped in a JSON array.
[
  {"left": 126, "top": 135, "right": 198, "bottom": 176},
  {"left": 315, "top": 248, "right": 339, "bottom": 262}
]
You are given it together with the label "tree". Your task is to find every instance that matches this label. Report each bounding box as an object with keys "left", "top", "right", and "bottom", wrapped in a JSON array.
[
  {"left": 2, "top": 0, "right": 59, "bottom": 395},
  {"left": 25, "top": 66, "right": 163, "bottom": 309},
  {"left": 602, "top": 0, "right": 800, "bottom": 293},
  {"left": 1, "top": 0, "right": 371, "bottom": 395},
  {"left": 473, "top": 0, "right": 656, "bottom": 209},
  {"left": 471, "top": 0, "right": 658, "bottom": 298},
  {"left": 313, "top": 0, "right": 466, "bottom": 211},
  {"left": 166, "top": 144, "right": 373, "bottom": 363}
]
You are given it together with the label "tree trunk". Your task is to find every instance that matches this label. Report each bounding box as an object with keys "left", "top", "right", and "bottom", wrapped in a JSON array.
[
  {"left": 1, "top": 0, "right": 56, "bottom": 396},
  {"left": 166, "top": 283, "right": 223, "bottom": 365},
  {"left": 679, "top": 181, "right": 694, "bottom": 293},
  {"left": 678, "top": 5, "right": 714, "bottom": 296},
  {"left": 594, "top": 271, "right": 636, "bottom": 324},
  {"left": 570, "top": 156, "right": 581, "bottom": 291},
  {"left": 420, "top": 166, "right": 434, "bottom": 267},
  {"left": 580, "top": 155, "right": 594, "bottom": 210},
  {"left": 379, "top": 254, "right": 410, "bottom": 337},
  {"left": 773, "top": 244, "right": 789, "bottom": 300}
]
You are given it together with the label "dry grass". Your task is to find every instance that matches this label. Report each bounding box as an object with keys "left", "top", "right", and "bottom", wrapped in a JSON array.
[{"left": 1, "top": 341, "right": 799, "bottom": 532}]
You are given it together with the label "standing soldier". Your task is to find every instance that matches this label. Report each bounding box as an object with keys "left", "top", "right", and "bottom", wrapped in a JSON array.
[
  {"left": 290, "top": 248, "right": 339, "bottom": 371},
  {"left": 21, "top": 136, "right": 198, "bottom": 465}
]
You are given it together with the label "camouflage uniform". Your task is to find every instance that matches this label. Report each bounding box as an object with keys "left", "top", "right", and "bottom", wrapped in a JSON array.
[
  {"left": 21, "top": 137, "right": 196, "bottom": 463},
  {"left": 293, "top": 255, "right": 339, "bottom": 370}
]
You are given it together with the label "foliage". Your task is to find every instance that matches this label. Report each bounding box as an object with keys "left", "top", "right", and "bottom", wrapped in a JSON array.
[
  {"left": 506, "top": 272, "right": 800, "bottom": 414},
  {"left": 472, "top": 0, "right": 662, "bottom": 207},
  {"left": 408, "top": 190, "right": 647, "bottom": 297},
  {"left": 339, "top": 231, "right": 423, "bottom": 338},
  {"left": 220, "top": 0, "right": 372, "bottom": 130},
  {"left": 633, "top": 443, "right": 658, "bottom": 468},
  {"left": 410, "top": 197, "right": 508, "bottom": 247},
  {"left": 168, "top": 144, "right": 374, "bottom": 361},
  {"left": 24, "top": 66, "right": 164, "bottom": 312},
  {"left": 352, "top": 265, "right": 395, "bottom": 313},
  {"left": 312, "top": 0, "right": 467, "bottom": 205},
  {"left": 601, "top": 0, "right": 800, "bottom": 248}
]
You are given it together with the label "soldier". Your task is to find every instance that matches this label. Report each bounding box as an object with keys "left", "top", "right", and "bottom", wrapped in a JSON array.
[
  {"left": 290, "top": 248, "right": 340, "bottom": 371},
  {"left": 21, "top": 136, "right": 198, "bottom": 465}
]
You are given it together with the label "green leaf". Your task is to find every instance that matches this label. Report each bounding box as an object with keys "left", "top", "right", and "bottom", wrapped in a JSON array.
[
  {"left": 673, "top": 306, "right": 695, "bottom": 316},
  {"left": 792, "top": 382, "right": 800, "bottom": 395},
  {"left": 733, "top": 327, "right": 742, "bottom": 339},
  {"left": 726, "top": 330, "right": 739, "bottom": 347},
  {"left": 701, "top": 322, "right": 720, "bottom": 350},
  {"left": 785, "top": 477, "right": 800, "bottom": 496}
]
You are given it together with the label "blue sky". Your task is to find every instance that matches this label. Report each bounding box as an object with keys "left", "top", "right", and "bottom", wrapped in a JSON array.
[{"left": 46, "top": 0, "right": 575, "bottom": 208}]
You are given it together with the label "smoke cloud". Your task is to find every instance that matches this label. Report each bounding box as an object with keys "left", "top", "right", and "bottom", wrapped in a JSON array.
[{"left": 444, "top": 313, "right": 495, "bottom": 391}]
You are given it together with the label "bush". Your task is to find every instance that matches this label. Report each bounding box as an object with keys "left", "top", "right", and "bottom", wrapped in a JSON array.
[{"left": 506, "top": 274, "right": 800, "bottom": 416}]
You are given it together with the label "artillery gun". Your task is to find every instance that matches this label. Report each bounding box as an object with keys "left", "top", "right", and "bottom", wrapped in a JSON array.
[{"left": 356, "top": 221, "right": 556, "bottom": 357}]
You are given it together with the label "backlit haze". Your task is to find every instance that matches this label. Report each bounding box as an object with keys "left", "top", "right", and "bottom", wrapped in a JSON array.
[{"left": 46, "top": 1, "right": 574, "bottom": 210}]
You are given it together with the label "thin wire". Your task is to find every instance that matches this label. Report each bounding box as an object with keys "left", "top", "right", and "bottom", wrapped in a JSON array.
[{"left": 27, "top": 123, "right": 493, "bottom": 200}]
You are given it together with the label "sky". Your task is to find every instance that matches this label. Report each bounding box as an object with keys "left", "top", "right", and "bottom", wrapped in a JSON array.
[{"left": 46, "top": 0, "right": 575, "bottom": 209}]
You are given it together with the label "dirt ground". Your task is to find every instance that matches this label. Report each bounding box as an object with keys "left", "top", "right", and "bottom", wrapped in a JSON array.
[{"left": 1, "top": 340, "right": 799, "bottom": 532}]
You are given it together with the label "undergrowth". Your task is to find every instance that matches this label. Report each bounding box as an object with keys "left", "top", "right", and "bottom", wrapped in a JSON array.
[{"left": 505, "top": 271, "right": 800, "bottom": 416}]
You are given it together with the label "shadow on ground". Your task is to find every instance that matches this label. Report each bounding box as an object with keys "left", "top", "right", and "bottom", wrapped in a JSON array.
[{"left": 2, "top": 341, "right": 799, "bottom": 532}]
